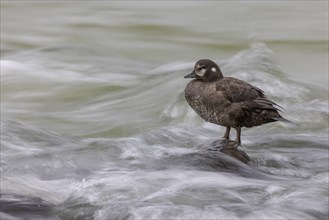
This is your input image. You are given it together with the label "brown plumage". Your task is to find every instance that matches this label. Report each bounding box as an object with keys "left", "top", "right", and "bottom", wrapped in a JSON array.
[{"left": 184, "top": 59, "right": 288, "bottom": 145}]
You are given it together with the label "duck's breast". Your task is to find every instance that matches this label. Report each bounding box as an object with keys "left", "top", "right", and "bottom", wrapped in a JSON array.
[{"left": 185, "top": 81, "right": 230, "bottom": 124}]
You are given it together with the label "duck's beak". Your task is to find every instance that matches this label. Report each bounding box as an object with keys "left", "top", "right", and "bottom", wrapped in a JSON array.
[{"left": 184, "top": 71, "right": 196, "bottom": 78}]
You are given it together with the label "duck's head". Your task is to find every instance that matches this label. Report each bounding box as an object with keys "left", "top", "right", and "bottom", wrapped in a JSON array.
[{"left": 184, "top": 59, "right": 223, "bottom": 82}]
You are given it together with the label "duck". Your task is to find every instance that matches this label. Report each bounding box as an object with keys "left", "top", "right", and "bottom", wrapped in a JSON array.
[{"left": 184, "top": 59, "right": 289, "bottom": 146}]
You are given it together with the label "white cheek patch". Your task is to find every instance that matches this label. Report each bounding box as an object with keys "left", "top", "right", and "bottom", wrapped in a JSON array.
[
  {"left": 211, "top": 67, "right": 216, "bottom": 72},
  {"left": 196, "top": 68, "right": 206, "bottom": 77}
]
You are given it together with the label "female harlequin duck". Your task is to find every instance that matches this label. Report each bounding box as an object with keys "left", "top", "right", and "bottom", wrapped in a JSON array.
[{"left": 184, "top": 59, "right": 289, "bottom": 145}]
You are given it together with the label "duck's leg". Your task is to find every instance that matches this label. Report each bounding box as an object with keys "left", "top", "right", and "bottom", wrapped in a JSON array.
[
  {"left": 235, "top": 127, "right": 241, "bottom": 146},
  {"left": 223, "top": 126, "right": 231, "bottom": 139}
]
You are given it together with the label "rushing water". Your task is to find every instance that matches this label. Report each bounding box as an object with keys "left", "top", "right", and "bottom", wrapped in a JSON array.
[{"left": 1, "top": 1, "right": 328, "bottom": 220}]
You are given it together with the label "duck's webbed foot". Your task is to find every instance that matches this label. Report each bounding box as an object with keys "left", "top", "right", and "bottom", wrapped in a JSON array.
[{"left": 233, "top": 141, "right": 241, "bottom": 148}]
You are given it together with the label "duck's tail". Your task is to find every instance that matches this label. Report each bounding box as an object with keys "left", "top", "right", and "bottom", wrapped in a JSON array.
[{"left": 273, "top": 116, "right": 299, "bottom": 126}]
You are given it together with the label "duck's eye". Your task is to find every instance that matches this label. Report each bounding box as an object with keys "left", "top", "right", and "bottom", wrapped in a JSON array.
[{"left": 196, "top": 66, "right": 206, "bottom": 71}]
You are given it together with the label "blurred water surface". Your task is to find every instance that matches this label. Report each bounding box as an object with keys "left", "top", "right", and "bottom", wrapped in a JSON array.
[{"left": 1, "top": 1, "right": 328, "bottom": 220}]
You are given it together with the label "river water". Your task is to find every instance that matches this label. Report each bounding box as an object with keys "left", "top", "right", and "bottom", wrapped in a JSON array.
[{"left": 1, "top": 1, "right": 328, "bottom": 220}]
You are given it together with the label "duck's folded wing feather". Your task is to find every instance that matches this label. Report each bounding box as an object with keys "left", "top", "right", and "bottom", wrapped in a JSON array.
[
  {"left": 215, "top": 77, "right": 265, "bottom": 103},
  {"left": 216, "top": 77, "right": 283, "bottom": 112}
]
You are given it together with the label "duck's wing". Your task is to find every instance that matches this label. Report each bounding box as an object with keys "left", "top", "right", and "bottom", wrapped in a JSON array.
[
  {"left": 215, "top": 77, "right": 265, "bottom": 102},
  {"left": 216, "top": 77, "right": 282, "bottom": 112}
]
